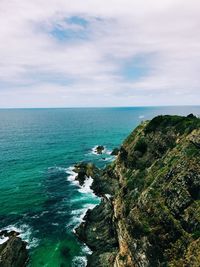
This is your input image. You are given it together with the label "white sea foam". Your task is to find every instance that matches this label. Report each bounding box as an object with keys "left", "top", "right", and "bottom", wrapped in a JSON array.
[
  {"left": 71, "top": 243, "right": 92, "bottom": 267},
  {"left": 65, "top": 166, "right": 79, "bottom": 186},
  {"left": 79, "top": 204, "right": 96, "bottom": 222},
  {"left": 0, "top": 236, "right": 9, "bottom": 244},
  {"left": 51, "top": 222, "right": 59, "bottom": 226},
  {"left": 0, "top": 224, "right": 39, "bottom": 249},
  {"left": 105, "top": 194, "right": 112, "bottom": 199},
  {"left": 66, "top": 218, "right": 80, "bottom": 230},
  {"left": 48, "top": 166, "right": 68, "bottom": 173},
  {"left": 40, "top": 211, "right": 49, "bottom": 216},
  {"left": 104, "top": 147, "right": 112, "bottom": 155},
  {"left": 30, "top": 214, "right": 40, "bottom": 219},
  {"left": 91, "top": 145, "right": 100, "bottom": 155},
  {"left": 57, "top": 210, "right": 66, "bottom": 215},
  {"left": 72, "top": 256, "right": 87, "bottom": 267},
  {"left": 65, "top": 165, "right": 100, "bottom": 265},
  {"left": 78, "top": 176, "right": 94, "bottom": 194},
  {"left": 65, "top": 166, "right": 96, "bottom": 196},
  {"left": 65, "top": 166, "right": 98, "bottom": 230},
  {"left": 71, "top": 208, "right": 86, "bottom": 216},
  {"left": 139, "top": 115, "right": 145, "bottom": 119},
  {"left": 67, "top": 204, "right": 97, "bottom": 231},
  {"left": 102, "top": 156, "right": 115, "bottom": 162},
  {"left": 82, "top": 244, "right": 92, "bottom": 255}
]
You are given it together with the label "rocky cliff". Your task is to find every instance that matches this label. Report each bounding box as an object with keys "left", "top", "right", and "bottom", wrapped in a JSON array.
[
  {"left": 0, "top": 231, "right": 28, "bottom": 267},
  {"left": 76, "top": 114, "right": 200, "bottom": 267}
]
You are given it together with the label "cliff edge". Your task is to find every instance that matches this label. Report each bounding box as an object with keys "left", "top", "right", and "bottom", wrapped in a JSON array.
[{"left": 76, "top": 114, "right": 200, "bottom": 267}]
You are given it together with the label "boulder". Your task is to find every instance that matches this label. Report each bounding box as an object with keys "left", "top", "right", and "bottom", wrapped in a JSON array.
[
  {"left": 95, "top": 146, "right": 104, "bottom": 154},
  {"left": 111, "top": 148, "right": 119, "bottom": 156},
  {"left": 0, "top": 231, "right": 28, "bottom": 267}
]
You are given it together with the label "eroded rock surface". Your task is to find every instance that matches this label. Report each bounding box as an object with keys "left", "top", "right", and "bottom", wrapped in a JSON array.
[
  {"left": 0, "top": 231, "right": 28, "bottom": 267},
  {"left": 76, "top": 115, "right": 200, "bottom": 267}
]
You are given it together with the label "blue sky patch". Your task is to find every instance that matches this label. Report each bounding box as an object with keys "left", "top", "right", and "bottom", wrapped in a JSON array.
[
  {"left": 121, "top": 55, "right": 152, "bottom": 81},
  {"left": 50, "top": 16, "right": 89, "bottom": 42},
  {"left": 68, "top": 16, "right": 89, "bottom": 27}
]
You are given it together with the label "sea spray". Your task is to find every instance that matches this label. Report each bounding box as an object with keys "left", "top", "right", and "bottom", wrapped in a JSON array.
[
  {"left": 90, "top": 145, "right": 112, "bottom": 156},
  {"left": 0, "top": 224, "right": 39, "bottom": 249},
  {"left": 65, "top": 166, "right": 100, "bottom": 266}
]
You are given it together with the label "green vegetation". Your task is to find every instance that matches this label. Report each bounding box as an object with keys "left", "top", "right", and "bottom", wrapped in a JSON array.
[
  {"left": 144, "top": 114, "right": 200, "bottom": 134},
  {"left": 192, "top": 231, "right": 200, "bottom": 240},
  {"left": 118, "top": 114, "right": 200, "bottom": 266},
  {"left": 78, "top": 114, "right": 200, "bottom": 267},
  {"left": 134, "top": 138, "right": 147, "bottom": 154}
]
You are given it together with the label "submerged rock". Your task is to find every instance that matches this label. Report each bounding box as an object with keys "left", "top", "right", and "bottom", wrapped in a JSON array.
[{"left": 0, "top": 231, "right": 28, "bottom": 267}]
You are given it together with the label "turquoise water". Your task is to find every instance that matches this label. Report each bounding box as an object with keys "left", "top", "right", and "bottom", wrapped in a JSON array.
[{"left": 0, "top": 106, "right": 200, "bottom": 266}]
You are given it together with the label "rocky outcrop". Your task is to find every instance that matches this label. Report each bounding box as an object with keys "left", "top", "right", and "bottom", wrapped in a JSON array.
[
  {"left": 73, "top": 162, "right": 99, "bottom": 185},
  {"left": 76, "top": 115, "right": 200, "bottom": 267},
  {"left": 76, "top": 199, "right": 118, "bottom": 266},
  {"left": 0, "top": 231, "right": 28, "bottom": 267},
  {"left": 95, "top": 146, "right": 105, "bottom": 154},
  {"left": 111, "top": 148, "right": 120, "bottom": 156}
]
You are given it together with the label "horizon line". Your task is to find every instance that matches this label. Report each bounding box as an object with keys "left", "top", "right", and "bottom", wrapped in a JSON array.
[{"left": 0, "top": 104, "right": 200, "bottom": 110}]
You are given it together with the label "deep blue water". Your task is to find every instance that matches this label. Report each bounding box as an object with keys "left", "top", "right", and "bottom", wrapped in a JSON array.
[{"left": 0, "top": 106, "right": 200, "bottom": 266}]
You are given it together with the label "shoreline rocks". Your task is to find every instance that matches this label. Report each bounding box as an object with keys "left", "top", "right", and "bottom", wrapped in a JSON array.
[
  {"left": 110, "top": 148, "right": 120, "bottom": 156},
  {"left": 0, "top": 231, "right": 28, "bottom": 267},
  {"left": 75, "top": 198, "right": 118, "bottom": 267},
  {"left": 95, "top": 146, "right": 104, "bottom": 154},
  {"left": 73, "top": 162, "right": 99, "bottom": 186}
]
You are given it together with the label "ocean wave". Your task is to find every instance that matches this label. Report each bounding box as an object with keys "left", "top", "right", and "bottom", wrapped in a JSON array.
[
  {"left": 104, "top": 147, "right": 112, "bottom": 155},
  {"left": 51, "top": 222, "right": 59, "bottom": 226},
  {"left": 0, "top": 236, "right": 9, "bottom": 244},
  {"left": 66, "top": 211, "right": 83, "bottom": 230},
  {"left": 0, "top": 224, "right": 39, "bottom": 249},
  {"left": 82, "top": 244, "right": 92, "bottom": 255},
  {"left": 65, "top": 166, "right": 96, "bottom": 196},
  {"left": 71, "top": 244, "right": 92, "bottom": 267},
  {"left": 65, "top": 166, "right": 79, "bottom": 186},
  {"left": 91, "top": 145, "right": 100, "bottom": 155},
  {"left": 79, "top": 204, "right": 96, "bottom": 223},
  {"left": 65, "top": 165, "right": 100, "bottom": 265},
  {"left": 65, "top": 166, "right": 99, "bottom": 229},
  {"left": 72, "top": 256, "right": 87, "bottom": 267},
  {"left": 66, "top": 204, "right": 97, "bottom": 231},
  {"left": 66, "top": 213, "right": 84, "bottom": 230},
  {"left": 100, "top": 156, "right": 115, "bottom": 162},
  {"left": 78, "top": 176, "right": 94, "bottom": 194},
  {"left": 47, "top": 166, "right": 68, "bottom": 173}
]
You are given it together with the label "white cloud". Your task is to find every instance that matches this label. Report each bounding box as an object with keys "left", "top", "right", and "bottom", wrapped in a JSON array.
[{"left": 0, "top": 0, "right": 200, "bottom": 107}]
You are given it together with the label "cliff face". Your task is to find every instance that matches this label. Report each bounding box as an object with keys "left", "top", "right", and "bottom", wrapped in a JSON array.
[{"left": 76, "top": 115, "right": 200, "bottom": 267}]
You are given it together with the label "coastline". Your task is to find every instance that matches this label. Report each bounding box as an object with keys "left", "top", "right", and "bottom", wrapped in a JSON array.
[
  {"left": 0, "top": 113, "right": 199, "bottom": 267},
  {"left": 65, "top": 165, "right": 100, "bottom": 266},
  {"left": 65, "top": 147, "right": 118, "bottom": 266},
  {"left": 74, "top": 114, "right": 200, "bottom": 267}
]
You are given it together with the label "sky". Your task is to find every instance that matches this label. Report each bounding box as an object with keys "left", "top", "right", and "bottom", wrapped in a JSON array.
[{"left": 0, "top": 0, "right": 200, "bottom": 108}]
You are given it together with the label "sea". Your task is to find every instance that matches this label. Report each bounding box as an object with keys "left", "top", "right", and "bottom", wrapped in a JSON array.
[{"left": 0, "top": 106, "right": 200, "bottom": 267}]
